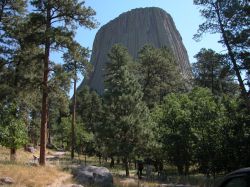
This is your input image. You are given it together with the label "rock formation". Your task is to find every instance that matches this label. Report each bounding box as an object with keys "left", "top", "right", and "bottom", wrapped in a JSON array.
[
  {"left": 72, "top": 165, "right": 113, "bottom": 187},
  {"left": 83, "top": 7, "right": 192, "bottom": 94}
]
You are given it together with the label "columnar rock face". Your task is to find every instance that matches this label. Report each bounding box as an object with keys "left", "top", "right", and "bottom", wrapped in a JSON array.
[{"left": 85, "top": 7, "right": 192, "bottom": 94}]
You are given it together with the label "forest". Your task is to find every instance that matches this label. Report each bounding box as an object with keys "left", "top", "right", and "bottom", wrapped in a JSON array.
[{"left": 0, "top": 0, "right": 249, "bottom": 183}]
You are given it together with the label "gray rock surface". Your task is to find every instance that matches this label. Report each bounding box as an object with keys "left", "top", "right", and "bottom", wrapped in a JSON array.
[
  {"left": 72, "top": 165, "right": 113, "bottom": 187},
  {"left": 81, "top": 7, "right": 192, "bottom": 94},
  {"left": 25, "top": 146, "right": 35, "bottom": 153},
  {"left": 0, "top": 177, "right": 15, "bottom": 185}
]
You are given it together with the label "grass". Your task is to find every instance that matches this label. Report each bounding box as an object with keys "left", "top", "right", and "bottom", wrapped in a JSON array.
[
  {"left": 0, "top": 164, "right": 69, "bottom": 187},
  {"left": 63, "top": 155, "right": 220, "bottom": 187},
  {"left": 113, "top": 176, "right": 162, "bottom": 187},
  {"left": 112, "top": 174, "right": 222, "bottom": 187},
  {"left": 0, "top": 146, "right": 72, "bottom": 187},
  {"left": 0, "top": 146, "right": 33, "bottom": 164},
  {"left": 0, "top": 146, "right": 224, "bottom": 187}
]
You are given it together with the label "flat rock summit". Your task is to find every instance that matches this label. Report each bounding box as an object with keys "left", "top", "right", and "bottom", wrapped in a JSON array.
[{"left": 83, "top": 7, "right": 192, "bottom": 94}]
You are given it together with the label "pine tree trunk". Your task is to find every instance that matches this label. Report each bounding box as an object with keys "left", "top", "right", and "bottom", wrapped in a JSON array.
[
  {"left": 211, "top": 61, "right": 214, "bottom": 94},
  {"left": 99, "top": 155, "right": 101, "bottom": 165},
  {"left": 184, "top": 164, "right": 189, "bottom": 176},
  {"left": 124, "top": 158, "right": 130, "bottom": 177},
  {"left": 39, "top": 46, "right": 49, "bottom": 165},
  {"left": 177, "top": 165, "right": 184, "bottom": 175},
  {"left": 110, "top": 156, "right": 114, "bottom": 168},
  {"left": 71, "top": 77, "right": 77, "bottom": 159},
  {"left": 117, "top": 157, "right": 120, "bottom": 164},
  {"left": 47, "top": 123, "right": 51, "bottom": 145},
  {"left": 10, "top": 148, "right": 16, "bottom": 162},
  {"left": 214, "top": 2, "right": 247, "bottom": 97},
  {"left": 39, "top": 0, "right": 51, "bottom": 166},
  {"left": 85, "top": 154, "right": 87, "bottom": 166}
]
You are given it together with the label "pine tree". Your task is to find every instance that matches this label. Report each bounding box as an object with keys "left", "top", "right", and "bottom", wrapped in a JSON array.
[
  {"left": 0, "top": 0, "right": 27, "bottom": 67},
  {"left": 30, "top": 0, "right": 97, "bottom": 165},
  {"left": 0, "top": 102, "right": 27, "bottom": 161},
  {"left": 103, "top": 44, "right": 151, "bottom": 176},
  {"left": 63, "top": 42, "right": 91, "bottom": 159},
  {"left": 194, "top": 0, "right": 249, "bottom": 99},
  {"left": 75, "top": 86, "right": 103, "bottom": 158},
  {"left": 193, "top": 48, "right": 238, "bottom": 95},
  {"left": 48, "top": 64, "right": 71, "bottom": 146},
  {"left": 77, "top": 87, "right": 103, "bottom": 133},
  {"left": 0, "top": 1, "right": 46, "bottom": 160},
  {"left": 137, "top": 45, "right": 183, "bottom": 109}
]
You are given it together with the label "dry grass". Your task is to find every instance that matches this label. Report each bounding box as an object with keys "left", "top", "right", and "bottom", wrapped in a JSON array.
[
  {"left": 0, "top": 146, "right": 34, "bottom": 164},
  {"left": 113, "top": 177, "right": 161, "bottom": 187},
  {"left": 0, "top": 164, "right": 69, "bottom": 187},
  {"left": 0, "top": 146, "right": 72, "bottom": 187}
]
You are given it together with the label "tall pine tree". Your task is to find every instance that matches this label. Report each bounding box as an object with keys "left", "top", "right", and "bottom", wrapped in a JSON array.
[
  {"left": 193, "top": 48, "right": 238, "bottom": 95},
  {"left": 194, "top": 0, "right": 249, "bottom": 99},
  {"left": 103, "top": 44, "right": 151, "bottom": 176},
  {"left": 30, "top": 0, "right": 97, "bottom": 165},
  {"left": 63, "top": 42, "right": 90, "bottom": 159},
  {"left": 137, "top": 45, "right": 184, "bottom": 109}
]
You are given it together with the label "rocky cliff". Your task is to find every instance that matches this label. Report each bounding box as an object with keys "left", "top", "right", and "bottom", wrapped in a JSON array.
[{"left": 83, "top": 7, "right": 192, "bottom": 94}]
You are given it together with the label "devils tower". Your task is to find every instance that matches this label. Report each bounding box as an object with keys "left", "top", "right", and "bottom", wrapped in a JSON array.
[{"left": 84, "top": 7, "right": 192, "bottom": 94}]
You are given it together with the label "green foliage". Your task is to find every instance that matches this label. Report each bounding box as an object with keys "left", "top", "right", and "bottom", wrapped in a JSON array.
[
  {"left": 0, "top": 9, "right": 44, "bottom": 148},
  {"left": 137, "top": 45, "right": 184, "bottom": 108},
  {"left": 152, "top": 87, "right": 239, "bottom": 175},
  {"left": 194, "top": 0, "right": 249, "bottom": 96},
  {"left": 29, "top": 0, "right": 97, "bottom": 163},
  {"left": 155, "top": 92, "right": 194, "bottom": 175},
  {"left": 75, "top": 86, "right": 103, "bottom": 156},
  {"left": 63, "top": 41, "right": 92, "bottom": 159},
  {"left": 29, "top": 110, "right": 41, "bottom": 145},
  {"left": 30, "top": 0, "right": 98, "bottom": 51},
  {"left": 193, "top": 48, "right": 238, "bottom": 95},
  {"left": 63, "top": 42, "right": 91, "bottom": 80},
  {"left": 53, "top": 116, "right": 71, "bottom": 149},
  {"left": 31, "top": 0, "right": 97, "bottom": 28},
  {"left": 0, "top": 0, "right": 249, "bottom": 176},
  {"left": 101, "top": 44, "right": 152, "bottom": 175},
  {"left": 0, "top": 0, "right": 27, "bottom": 65},
  {"left": 77, "top": 87, "right": 103, "bottom": 133},
  {"left": 189, "top": 88, "right": 225, "bottom": 175},
  {"left": 0, "top": 103, "right": 27, "bottom": 149},
  {"left": 218, "top": 95, "right": 250, "bottom": 171},
  {"left": 48, "top": 64, "right": 71, "bottom": 118},
  {"left": 193, "top": 0, "right": 250, "bottom": 172},
  {"left": 75, "top": 121, "right": 94, "bottom": 155},
  {"left": 50, "top": 64, "right": 71, "bottom": 94}
]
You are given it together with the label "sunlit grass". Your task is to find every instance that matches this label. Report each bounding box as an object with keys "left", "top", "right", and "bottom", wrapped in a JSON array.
[
  {"left": 0, "top": 164, "right": 69, "bottom": 187},
  {"left": 0, "top": 146, "right": 72, "bottom": 187},
  {"left": 0, "top": 146, "right": 223, "bottom": 187},
  {"left": 0, "top": 146, "right": 34, "bottom": 164}
]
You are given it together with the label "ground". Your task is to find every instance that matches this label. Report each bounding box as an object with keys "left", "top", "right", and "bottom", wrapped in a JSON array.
[
  {"left": 0, "top": 146, "right": 72, "bottom": 187},
  {"left": 0, "top": 146, "right": 221, "bottom": 187}
]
